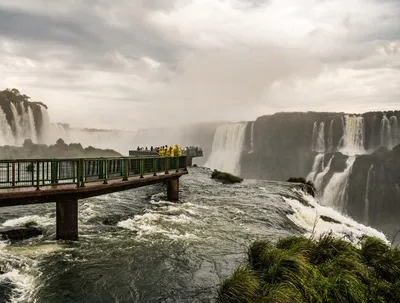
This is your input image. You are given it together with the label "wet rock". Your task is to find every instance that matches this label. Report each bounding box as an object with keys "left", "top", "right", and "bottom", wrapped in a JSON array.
[{"left": 0, "top": 226, "right": 42, "bottom": 241}]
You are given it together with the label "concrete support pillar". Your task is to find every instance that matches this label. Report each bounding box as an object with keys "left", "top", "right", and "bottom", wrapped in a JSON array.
[
  {"left": 167, "top": 178, "right": 179, "bottom": 201},
  {"left": 186, "top": 156, "right": 193, "bottom": 167},
  {"left": 56, "top": 199, "right": 78, "bottom": 241}
]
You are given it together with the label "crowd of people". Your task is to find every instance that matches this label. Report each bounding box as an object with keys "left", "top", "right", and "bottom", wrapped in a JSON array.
[{"left": 135, "top": 145, "right": 203, "bottom": 157}]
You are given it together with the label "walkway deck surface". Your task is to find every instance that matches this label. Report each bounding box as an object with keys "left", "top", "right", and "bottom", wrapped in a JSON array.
[{"left": 0, "top": 169, "right": 188, "bottom": 207}]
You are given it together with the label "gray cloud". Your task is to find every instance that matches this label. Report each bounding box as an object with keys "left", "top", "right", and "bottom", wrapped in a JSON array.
[{"left": 0, "top": 0, "right": 399, "bottom": 130}]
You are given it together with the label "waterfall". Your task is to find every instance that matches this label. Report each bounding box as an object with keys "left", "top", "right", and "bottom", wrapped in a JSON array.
[
  {"left": 10, "top": 102, "right": 23, "bottom": 145},
  {"left": 363, "top": 165, "right": 374, "bottom": 225},
  {"left": 205, "top": 123, "right": 247, "bottom": 176},
  {"left": 311, "top": 121, "right": 325, "bottom": 152},
  {"left": 314, "top": 155, "right": 334, "bottom": 192},
  {"left": 380, "top": 114, "right": 391, "bottom": 148},
  {"left": 389, "top": 115, "right": 398, "bottom": 149},
  {"left": 39, "top": 106, "right": 53, "bottom": 144},
  {"left": 306, "top": 153, "right": 324, "bottom": 182},
  {"left": 52, "top": 123, "right": 69, "bottom": 141},
  {"left": 321, "top": 156, "right": 356, "bottom": 212},
  {"left": 249, "top": 121, "right": 255, "bottom": 152},
  {"left": 340, "top": 115, "right": 365, "bottom": 156},
  {"left": 316, "top": 122, "right": 325, "bottom": 152},
  {"left": 328, "top": 119, "right": 334, "bottom": 152},
  {"left": 311, "top": 122, "right": 318, "bottom": 151},
  {"left": 0, "top": 107, "right": 15, "bottom": 145},
  {"left": 27, "top": 106, "right": 38, "bottom": 143}
]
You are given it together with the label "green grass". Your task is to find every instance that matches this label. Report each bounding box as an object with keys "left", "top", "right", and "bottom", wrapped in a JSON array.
[
  {"left": 217, "top": 233, "right": 400, "bottom": 303},
  {"left": 211, "top": 170, "right": 243, "bottom": 184}
]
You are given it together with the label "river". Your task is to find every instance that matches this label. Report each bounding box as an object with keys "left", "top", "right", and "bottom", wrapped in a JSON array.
[{"left": 0, "top": 167, "right": 387, "bottom": 303}]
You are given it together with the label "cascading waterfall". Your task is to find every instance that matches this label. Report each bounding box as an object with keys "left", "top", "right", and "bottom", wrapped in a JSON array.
[
  {"left": 26, "top": 106, "right": 38, "bottom": 143},
  {"left": 52, "top": 123, "right": 69, "bottom": 141},
  {"left": 380, "top": 114, "right": 391, "bottom": 148},
  {"left": 316, "top": 122, "right": 325, "bottom": 152},
  {"left": 306, "top": 153, "right": 324, "bottom": 182},
  {"left": 363, "top": 165, "right": 374, "bottom": 225},
  {"left": 39, "top": 106, "right": 53, "bottom": 144},
  {"left": 389, "top": 115, "right": 398, "bottom": 149},
  {"left": 314, "top": 155, "right": 334, "bottom": 192},
  {"left": 249, "top": 121, "right": 255, "bottom": 152},
  {"left": 321, "top": 156, "right": 356, "bottom": 212},
  {"left": 10, "top": 102, "right": 24, "bottom": 145},
  {"left": 205, "top": 123, "right": 247, "bottom": 176},
  {"left": 328, "top": 119, "right": 334, "bottom": 152},
  {"left": 340, "top": 115, "right": 366, "bottom": 156},
  {"left": 311, "top": 121, "right": 325, "bottom": 152},
  {"left": 311, "top": 122, "right": 318, "bottom": 151},
  {"left": 0, "top": 107, "right": 15, "bottom": 145}
]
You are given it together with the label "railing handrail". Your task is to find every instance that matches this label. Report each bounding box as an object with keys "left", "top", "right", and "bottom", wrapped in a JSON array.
[
  {"left": 0, "top": 156, "right": 188, "bottom": 190},
  {"left": 0, "top": 155, "right": 187, "bottom": 163}
]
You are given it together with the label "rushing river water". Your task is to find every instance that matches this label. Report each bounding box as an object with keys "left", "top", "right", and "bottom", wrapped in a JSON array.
[{"left": 0, "top": 167, "right": 387, "bottom": 303}]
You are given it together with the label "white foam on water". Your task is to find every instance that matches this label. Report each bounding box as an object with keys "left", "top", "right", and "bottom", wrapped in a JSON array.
[
  {"left": 0, "top": 241, "right": 40, "bottom": 303},
  {"left": 2, "top": 215, "right": 53, "bottom": 227},
  {"left": 283, "top": 190, "right": 388, "bottom": 245}
]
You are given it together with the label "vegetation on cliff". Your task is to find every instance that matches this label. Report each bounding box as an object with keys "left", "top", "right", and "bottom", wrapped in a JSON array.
[
  {"left": 211, "top": 170, "right": 243, "bottom": 184},
  {"left": 217, "top": 233, "right": 400, "bottom": 303},
  {"left": 287, "top": 177, "right": 316, "bottom": 197},
  {"left": 0, "top": 138, "right": 121, "bottom": 159}
]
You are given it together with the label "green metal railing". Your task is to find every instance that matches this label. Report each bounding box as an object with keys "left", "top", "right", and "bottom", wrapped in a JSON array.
[{"left": 0, "top": 156, "right": 187, "bottom": 190}]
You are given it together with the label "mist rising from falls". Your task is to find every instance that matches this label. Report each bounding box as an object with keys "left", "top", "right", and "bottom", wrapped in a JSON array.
[
  {"left": 321, "top": 157, "right": 356, "bottom": 212},
  {"left": 363, "top": 165, "right": 374, "bottom": 225},
  {"left": 206, "top": 123, "right": 246, "bottom": 175}
]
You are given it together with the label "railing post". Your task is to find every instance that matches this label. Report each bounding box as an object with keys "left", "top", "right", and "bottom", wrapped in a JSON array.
[
  {"left": 140, "top": 158, "right": 144, "bottom": 178},
  {"left": 103, "top": 159, "right": 108, "bottom": 184},
  {"left": 79, "top": 159, "right": 85, "bottom": 187},
  {"left": 76, "top": 160, "right": 80, "bottom": 188},
  {"left": 164, "top": 157, "right": 169, "bottom": 174},
  {"left": 153, "top": 158, "right": 157, "bottom": 176},
  {"left": 123, "top": 158, "right": 129, "bottom": 181},
  {"left": 176, "top": 156, "right": 179, "bottom": 172},
  {"left": 35, "top": 161, "right": 40, "bottom": 191},
  {"left": 31, "top": 161, "right": 35, "bottom": 186},
  {"left": 11, "top": 162, "right": 15, "bottom": 186}
]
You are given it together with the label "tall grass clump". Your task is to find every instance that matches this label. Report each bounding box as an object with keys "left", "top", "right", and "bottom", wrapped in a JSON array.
[{"left": 217, "top": 233, "right": 400, "bottom": 303}]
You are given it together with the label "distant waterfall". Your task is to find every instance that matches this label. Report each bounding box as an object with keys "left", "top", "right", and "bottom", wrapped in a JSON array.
[
  {"left": 311, "top": 121, "right": 325, "bottom": 152},
  {"left": 340, "top": 115, "right": 365, "bottom": 156},
  {"left": 363, "top": 165, "right": 374, "bottom": 225},
  {"left": 328, "top": 119, "right": 334, "bottom": 152},
  {"left": 39, "top": 106, "right": 53, "bottom": 144},
  {"left": 321, "top": 156, "right": 356, "bottom": 212},
  {"left": 250, "top": 122, "right": 255, "bottom": 152},
  {"left": 389, "top": 115, "right": 398, "bottom": 149},
  {"left": 306, "top": 153, "right": 324, "bottom": 182},
  {"left": 52, "top": 123, "right": 69, "bottom": 141},
  {"left": 206, "top": 123, "right": 247, "bottom": 176},
  {"left": 26, "top": 106, "right": 38, "bottom": 143},
  {"left": 0, "top": 107, "right": 14, "bottom": 145},
  {"left": 380, "top": 114, "right": 391, "bottom": 148},
  {"left": 10, "top": 102, "right": 23, "bottom": 144}
]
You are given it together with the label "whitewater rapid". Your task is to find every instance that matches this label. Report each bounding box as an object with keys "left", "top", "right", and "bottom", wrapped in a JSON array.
[{"left": 0, "top": 168, "right": 387, "bottom": 302}]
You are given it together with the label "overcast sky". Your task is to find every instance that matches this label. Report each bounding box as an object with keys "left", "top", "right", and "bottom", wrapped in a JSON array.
[{"left": 0, "top": 0, "right": 399, "bottom": 130}]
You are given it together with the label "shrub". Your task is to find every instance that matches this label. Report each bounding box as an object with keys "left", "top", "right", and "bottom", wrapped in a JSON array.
[{"left": 217, "top": 234, "right": 398, "bottom": 303}]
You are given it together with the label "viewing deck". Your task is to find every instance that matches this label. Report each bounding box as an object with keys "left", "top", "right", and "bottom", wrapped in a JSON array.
[{"left": 0, "top": 156, "right": 188, "bottom": 240}]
